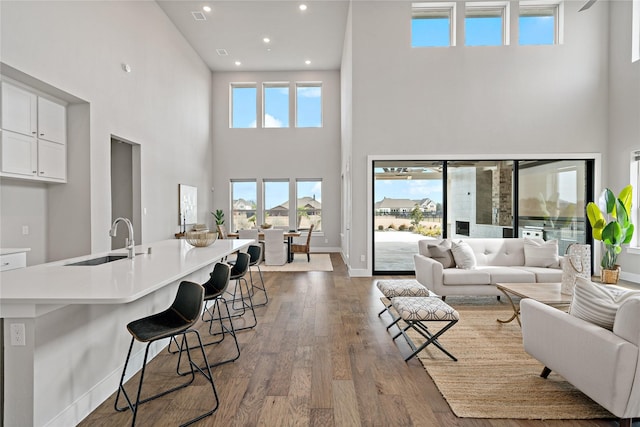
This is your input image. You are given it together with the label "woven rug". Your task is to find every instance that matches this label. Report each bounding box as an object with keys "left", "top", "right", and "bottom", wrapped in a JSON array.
[
  {"left": 406, "top": 305, "right": 614, "bottom": 420},
  {"left": 259, "top": 253, "right": 333, "bottom": 272}
]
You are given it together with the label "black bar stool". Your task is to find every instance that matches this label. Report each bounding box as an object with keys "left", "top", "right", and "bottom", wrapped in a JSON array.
[
  {"left": 228, "top": 252, "right": 257, "bottom": 331},
  {"left": 247, "top": 244, "right": 268, "bottom": 307},
  {"left": 114, "top": 281, "right": 219, "bottom": 426}
]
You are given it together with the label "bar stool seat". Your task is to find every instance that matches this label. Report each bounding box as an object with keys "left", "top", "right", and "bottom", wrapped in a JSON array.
[{"left": 115, "top": 281, "right": 219, "bottom": 427}]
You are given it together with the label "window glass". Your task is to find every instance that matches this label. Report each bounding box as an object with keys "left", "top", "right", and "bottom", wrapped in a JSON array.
[
  {"left": 465, "top": 5, "right": 505, "bottom": 46},
  {"left": 231, "top": 180, "right": 257, "bottom": 231},
  {"left": 519, "top": 5, "right": 557, "bottom": 45},
  {"left": 264, "top": 180, "right": 290, "bottom": 228},
  {"left": 263, "top": 84, "right": 289, "bottom": 128},
  {"left": 231, "top": 85, "right": 256, "bottom": 128},
  {"left": 412, "top": 3, "right": 455, "bottom": 47},
  {"left": 296, "top": 180, "right": 322, "bottom": 231},
  {"left": 296, "top": 84, "right": 322, "bottom": 128}
]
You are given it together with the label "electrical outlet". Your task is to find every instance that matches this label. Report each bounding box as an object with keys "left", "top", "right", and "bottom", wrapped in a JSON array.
[
  {"left": 10, "top": 323, "right": 26, "bottom": 346},
  {"left": 360, "top": 254, "right": 365, "bottom": 262},
  {"left": 22, "top": 225, "right": 29, "bottom": 235}
]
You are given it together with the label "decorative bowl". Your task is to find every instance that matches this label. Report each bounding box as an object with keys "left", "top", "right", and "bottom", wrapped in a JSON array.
[
  {"left": 260, "top": 223, "right": 272, "bottom": 229},
  {"left": 184, "top": 231, "right": 218, "bottom": 247}
]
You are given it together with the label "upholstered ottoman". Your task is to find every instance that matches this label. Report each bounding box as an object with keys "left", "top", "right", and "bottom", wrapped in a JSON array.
[
  {"left": 376, "top": 279, "right": 436, "bottom": 323},
  {"left": 390, "top": 296, "right": 459, "bottom": 362}
]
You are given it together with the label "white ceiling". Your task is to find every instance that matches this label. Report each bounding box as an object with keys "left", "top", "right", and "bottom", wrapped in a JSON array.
[{"left": 157, "top": 1, "right": 350, "bottom": 72}]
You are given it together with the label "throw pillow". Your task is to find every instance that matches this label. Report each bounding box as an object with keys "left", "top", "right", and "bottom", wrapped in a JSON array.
[
  {"left": 427, "top": 240, "right": 455, "bottom": 268},
  {"left": 523, "top": 238, "right": 559, "bottom": 268},
  {"left": 569, "top": 277, "right": 640, "bottom": 330},
  {"left": 451, "top": 240, "right": 477, "bottom": 270}
]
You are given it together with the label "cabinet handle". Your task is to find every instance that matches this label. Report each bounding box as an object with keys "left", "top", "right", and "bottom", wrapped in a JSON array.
[
  {"left": 32, "top": 170, "right": 37, "bottom": 173},
  {"left": 2, "top": 262, "right": 9, "bottom": 266},
  {"left": 32, "top": 131, "right": 36, "bottom": 134},
  {"left": 40, "top": 133, "right": 44, "bottom": 136}
]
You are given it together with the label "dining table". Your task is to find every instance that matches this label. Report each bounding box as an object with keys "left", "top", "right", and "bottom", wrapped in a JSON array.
[{"left": 227, "top": 230, "right": 301, "bottom": 262}]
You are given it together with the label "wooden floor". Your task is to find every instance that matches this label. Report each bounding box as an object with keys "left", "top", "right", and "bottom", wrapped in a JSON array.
[{"left": 80, "top": 254, "right": 630, "bottom": 427}]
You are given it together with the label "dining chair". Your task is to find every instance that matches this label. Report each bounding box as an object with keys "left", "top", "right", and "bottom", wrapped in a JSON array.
[
  {"left": 291, "top": 224, "right": 314, "bottom": 262},
  {"left": 216, "top": 224, "right": 228, "bottom": 239},
  {"left": 263, "top": 229, "right": 287, "bottom": 265},
  {"left": 238, "top": 228, "right": 259, "bottom": 244}
]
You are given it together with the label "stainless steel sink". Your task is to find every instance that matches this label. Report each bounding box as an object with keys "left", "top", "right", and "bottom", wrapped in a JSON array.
[{"left": 66, "top": 255, "right": 129, "bottom": 266}]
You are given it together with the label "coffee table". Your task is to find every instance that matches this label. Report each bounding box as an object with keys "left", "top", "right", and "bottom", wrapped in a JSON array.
[{"left": 495, "top": 283, "right": 572, "bottom": 327}]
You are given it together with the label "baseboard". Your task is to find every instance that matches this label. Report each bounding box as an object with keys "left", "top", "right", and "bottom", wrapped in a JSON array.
[
  {"left": 620, "top": 271, "right": 640, "bottom": 284},
  {"left": 310, "top": 247, "right": 341, "bottom": 253},
  {"left": 348, "top": 267, "right": 370, "bottom": 277},
  {"left": 44, "top": 341, "right": 167, "bottom": 427}
]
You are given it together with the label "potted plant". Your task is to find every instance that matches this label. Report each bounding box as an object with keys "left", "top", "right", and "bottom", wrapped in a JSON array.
[{"left": 586, "top": 185, "right": 634, "bottom": 284}]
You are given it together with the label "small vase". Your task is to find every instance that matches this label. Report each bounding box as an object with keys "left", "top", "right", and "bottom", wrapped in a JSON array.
[{"left": 601, "top": 266, "right": 620, "bottom": 284}]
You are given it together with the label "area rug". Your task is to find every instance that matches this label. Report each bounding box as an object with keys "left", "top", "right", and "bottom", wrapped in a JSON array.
[
  {"left": 259, "top": 253, "right": 333, "bottom": 272},
  {"left": 406, "top": 305, "right": 613, "bottom": 420}
]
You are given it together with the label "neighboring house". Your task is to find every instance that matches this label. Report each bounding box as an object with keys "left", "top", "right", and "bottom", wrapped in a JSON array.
[
  {"left": 269, "top": 196, "right": 322, "bottom": 217},
  {"left": 375, "top": 197, "right": 437, "bottom": 215},
  {"left": 233, "top": 198, "right": 256, "bottom": 211}
]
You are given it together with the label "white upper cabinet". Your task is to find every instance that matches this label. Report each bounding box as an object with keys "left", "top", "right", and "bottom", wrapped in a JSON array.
[
  {"left": 1, "top": 82, "right": 37, "bottom": 136},
  {"left": 38, "top": 97, "right": 66, "bottom": 144},
  {"left": 1, "top": 80, "right": 67, "bottom": 182}
]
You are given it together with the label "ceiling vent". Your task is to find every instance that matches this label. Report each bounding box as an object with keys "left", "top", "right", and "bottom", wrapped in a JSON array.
[
  {"left": 216, "top": 49, "right": 229, "bottom": 56},
  {"left": 191, "top": 11, "right": 207, "bottom": 21}
]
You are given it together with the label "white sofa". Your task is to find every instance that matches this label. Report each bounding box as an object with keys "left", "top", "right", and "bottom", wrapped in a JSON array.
[
  {"left": 521, "top": 297, "right": 640, "bottom": 426},
  {"left": 413, "top": 238, "right": 563, "bottom": 298}
]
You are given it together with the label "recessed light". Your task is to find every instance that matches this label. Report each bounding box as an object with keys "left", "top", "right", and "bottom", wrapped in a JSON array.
[
  {"left": 299, "top": 4, "right": 307, "bottom": 11},
  {"left": 263, "top": 37, "right": 270, "bottom": 43},
  {"left": 235, "top": 61, "right": 242, "bottom": 66},
  {"left": 202, "top": 5, "right": 211, "bottom": 12},
  {"left": 305, "top": 60, "right": 311, "bottom": 65}
]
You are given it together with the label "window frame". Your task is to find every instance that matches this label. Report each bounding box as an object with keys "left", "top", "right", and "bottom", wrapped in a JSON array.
[
  {"left": 633, "top": 0, "right": 640, "bottom": 62},
  {"left": 295, "top": 82, "right": 323, "bottom": 128},
  {"left": 519, "top": 1, "right": 563, "bottom": 46},
  {"left": 263, "top": 179, "right": 291, "bottom": 229},
  {"left": 296, "top": 179, "right": 323, "bottom": 231},
  {"left": 411, "top": 2, "right": 457, "bottom": 47},
  {"left": 230, "top": 179, "right": 258, "bottom": 231},
  {"left": 262, "top": 82, "right": 290, "bottom": 129},
  {"left": 465, "top": 1, "right": 511, "bottom": 46},
  {"left": 230, "top": 83, "right": 257, "bottom": 129}
]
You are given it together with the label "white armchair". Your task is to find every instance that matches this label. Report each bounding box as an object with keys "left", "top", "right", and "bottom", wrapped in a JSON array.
[{"left": 521, "top": 297, "right": 640, "bottom": 427}]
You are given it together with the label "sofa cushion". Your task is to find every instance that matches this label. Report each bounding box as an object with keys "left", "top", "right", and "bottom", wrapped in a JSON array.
[
  {"left": 451, "top": 240, "right": 477, "bottom": 269},
  {"left": 523, "top": 238, "right": 560, "bottom": 268},
  {"left": 511, "top": 266, "right": 563, "bottom": 283},
  {"left": 422, "top": 240, "right": 455, "bottom": 268},
  {"left": 477, "top": 266, "right": 535, "bottom": 284},
  {"left": 443, "top": 269, "right": 491, "bottom": 285},
  {"left": 569, "top": 277, "right": 640, "bottom": 330},
  {"left": 464, "top": 238, "right": 525, "bottom": 267}
]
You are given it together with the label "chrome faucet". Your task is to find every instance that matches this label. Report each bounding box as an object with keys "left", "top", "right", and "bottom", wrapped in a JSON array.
[{"left": 109, "top": 217, "right": 135, "bottom": 258}]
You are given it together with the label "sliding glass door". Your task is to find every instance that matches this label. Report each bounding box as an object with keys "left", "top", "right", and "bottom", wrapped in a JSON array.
[
  {"left": 372, "top": 158, "right": 593, "bottom": 274},
  {"left": 373, "top": 161, "right": 444, "bottom": 273}
]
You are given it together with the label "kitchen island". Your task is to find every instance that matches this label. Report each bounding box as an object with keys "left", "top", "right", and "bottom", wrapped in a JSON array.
[{"left": 0, "top": 238, "right": 250, "bottom": 427}]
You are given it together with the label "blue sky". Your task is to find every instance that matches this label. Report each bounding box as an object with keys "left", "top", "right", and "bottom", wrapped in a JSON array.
[{"left": 375, "top": 178, "right": 443, "bottom": 204}]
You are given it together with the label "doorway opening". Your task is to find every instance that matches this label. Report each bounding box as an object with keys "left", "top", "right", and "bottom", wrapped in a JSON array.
[{"left": 110, "top": 136, "right": 141, "bottom": 250}]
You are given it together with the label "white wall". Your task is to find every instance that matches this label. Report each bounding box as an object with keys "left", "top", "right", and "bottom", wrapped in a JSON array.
[
  {"left": 607, "top": 0, "right": 640, "bottom": 277},
  {"left": 211, "top": 71, "right": 341, "bottom": 250},
  {"left": 1, "top": 1, "right": 213, "bottom": 260},
  {"left": 345, "top": 0, "right": 610, "bottom": 273}
]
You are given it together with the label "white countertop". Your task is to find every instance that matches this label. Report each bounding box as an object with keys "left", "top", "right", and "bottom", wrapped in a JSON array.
[
  {"left": 1, "top": 247, "right": 31, "bottom": 255},
  {"left": 0, "top": 239, "right": 249, "bottom": 305}
]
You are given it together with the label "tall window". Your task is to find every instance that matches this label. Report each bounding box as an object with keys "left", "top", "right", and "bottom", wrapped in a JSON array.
[
  {"left": 263, "top": 180, "right": 290, "bottom": 228},
  {"left": 231, "top": 84, "right": 257, "bottom": 128},
  {"left": 519, "top": 2, "right": 560, "bottom": 45},
  {"left": 296, "top": 179, "right": 322, "bottom": 231},
  {"left": 296, "top": 83, "right": 322, "bottom": 128},
  {"left": 412, "top": 2, "right": 456, "bottom": 47},
  {"left": 633, "top": 0, "right": 640, "bottom": 62},
  {"left": 263, "top": 83, "right": 289, "bottom": 128},
  {"left": 465, "top": 2, "right": 509, "bottom": 46},
  {"left": 231, "top": 180, "right": 257, "bottom": 231}
]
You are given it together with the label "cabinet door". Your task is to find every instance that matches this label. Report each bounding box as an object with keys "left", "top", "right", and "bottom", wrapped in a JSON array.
[
  {"left": 1, "top": 82, "right": 37, "bottom": 136},
  {"left": 1, "top": 131, "right": 37, "bottom": 176},
  {"left": 38, "top": 139, "right": 66, "bottom": 180},
  {"left": 38, "top": 97, "right": 66, "bottom": 144}
]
